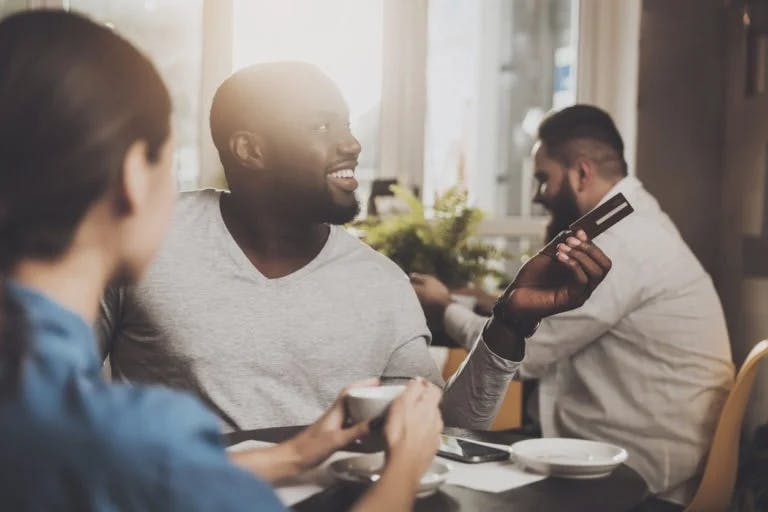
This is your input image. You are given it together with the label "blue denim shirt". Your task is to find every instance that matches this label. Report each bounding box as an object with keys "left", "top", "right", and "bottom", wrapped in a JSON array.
[{"left": 0, "top": 282, "right": 285, "bottom": 511}]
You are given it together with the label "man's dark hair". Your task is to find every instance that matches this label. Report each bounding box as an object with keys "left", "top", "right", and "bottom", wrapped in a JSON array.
[{"left": 538, "top": 104, "right": 628, "bottom": 177}]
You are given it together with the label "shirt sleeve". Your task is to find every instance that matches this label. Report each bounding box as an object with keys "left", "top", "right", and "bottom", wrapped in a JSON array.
[
  {"left": 381, "top": 280, "right": 444, "bottom": 386},
  {"left": 384, "top": 336, "right": 444, "bottom": 386},
  {"left": 108, "top": 385, "right": 286, "bottom": 512},
  {"left": 164, "top": 439, "right": 286, "bottom": 512},
  {"left": 440, "top": 330, "right": 521, "bottom": 429},
  {"left": 379, "top": 278, "right": 521, "bottom": 428},
  {"left": 520, "top": 233, "right": 645, "bottom": 379},
  {"left": 443, "top": 302, "right": 488, "bottom": 351}
]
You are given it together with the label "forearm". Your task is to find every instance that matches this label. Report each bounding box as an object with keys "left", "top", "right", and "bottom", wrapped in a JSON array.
[
  {"left": 350, "top": 455, "right": 421, "bottom": 512},
  {"left": 441, "top": 320, "right": 522, "bottom": 429},
  {"left": 443, "top": 302, "right": 487, "bottom": 351},
  {"left": 228, "top": 441, "right": 303, "bottom": 483}
]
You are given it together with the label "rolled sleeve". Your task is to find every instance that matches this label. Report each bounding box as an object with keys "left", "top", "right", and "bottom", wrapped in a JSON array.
[{"left": 441, "top": 331, "right": 521, "bottom": 429}]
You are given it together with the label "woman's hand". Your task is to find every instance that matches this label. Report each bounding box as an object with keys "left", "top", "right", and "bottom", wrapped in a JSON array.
[
  {"left": 231, "top": 378, "right": 377, "bottom": 482},
  {"left": 383, "top": 377, "right": 443, "bottom": 479},
  {"left": 350, "top": 378, "right": 444, "bottom": 512},
  {"left": 287, "top": 378, "right": 379, "bottom": 471}
]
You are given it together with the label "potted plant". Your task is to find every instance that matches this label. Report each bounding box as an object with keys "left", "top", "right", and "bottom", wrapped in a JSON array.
[{"left": 353, "top": 185, "right": 507, "bottom": 289}]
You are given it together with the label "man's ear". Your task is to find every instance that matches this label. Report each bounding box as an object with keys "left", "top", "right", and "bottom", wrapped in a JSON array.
[
  {"left": 572, "top": 158, "right": 597, "bottom": 192},
  {"left": 116, "top": 140, "right": 152, "bottom": 216},
  {"left": 229, "top": 131, "right": 265, "bottom": 170}
]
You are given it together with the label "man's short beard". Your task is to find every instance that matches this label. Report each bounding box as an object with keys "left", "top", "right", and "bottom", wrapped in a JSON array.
[
  {"left": 320, "top": 200, "right": 361, "bottom": 225},
  {"left": 273, "top": 183, "right": 361, "bottom": 225},
  {"left": 545, "top": 179, "right": 581, "bottom": 242}
]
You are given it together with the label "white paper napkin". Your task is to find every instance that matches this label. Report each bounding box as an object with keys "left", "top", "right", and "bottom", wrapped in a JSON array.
[{"left": 441, "top": 457, "right": 545, "bottom": 492}]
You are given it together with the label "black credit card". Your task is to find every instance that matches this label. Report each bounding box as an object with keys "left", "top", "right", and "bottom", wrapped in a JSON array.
[{"left": 541, "top": 192, "right": 634, "bottom": 257}]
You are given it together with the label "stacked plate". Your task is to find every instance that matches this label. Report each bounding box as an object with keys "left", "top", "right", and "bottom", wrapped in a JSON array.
[
  {"left": 510, "top": 438, "right": 628, "bottom": 479},
  {"left": 328, "top": 453, "right": 451, "bottom": 497}
]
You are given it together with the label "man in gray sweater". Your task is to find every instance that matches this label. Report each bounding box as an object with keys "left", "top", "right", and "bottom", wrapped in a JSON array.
[{"left": 99, "top": 63, "right": 611, "bottom": 431}]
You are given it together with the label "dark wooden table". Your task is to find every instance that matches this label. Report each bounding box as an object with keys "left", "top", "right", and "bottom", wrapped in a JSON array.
[{"left": 227, "top": 426, "right": 649, "bottom": 512}]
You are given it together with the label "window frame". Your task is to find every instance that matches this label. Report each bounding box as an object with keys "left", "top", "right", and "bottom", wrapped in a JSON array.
[{"left": 19, "top": 0, "right": 640, "bottom": 242}]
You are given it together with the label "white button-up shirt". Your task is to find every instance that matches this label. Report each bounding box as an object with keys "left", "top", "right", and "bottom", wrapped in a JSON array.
[{"left": 445, "top": 176, "right": 734, "bottom": 505}]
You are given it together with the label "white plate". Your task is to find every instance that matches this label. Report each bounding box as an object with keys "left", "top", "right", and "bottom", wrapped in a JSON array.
[
  {"left": 510, "top": 438, "right": 628, "bottom": 479},
  {"left": 328, "top": 453, "right": 451, "bottom": 498}
]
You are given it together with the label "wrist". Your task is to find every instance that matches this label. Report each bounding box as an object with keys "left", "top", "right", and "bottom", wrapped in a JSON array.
[
  {"left": 482, "top": 317, "right": 526, "bottom": 361},
  {"left": 383, "top": 450, "right": 423, "bottom": 493},
  {"left": 230, "top": 441, "right": 305, "bottom": 483},
  {"left": 278, "top": 437, "right": 310, "bottom": 476},
  {"left": 493, "top": 289, "right": 540, "bottom": 337}
]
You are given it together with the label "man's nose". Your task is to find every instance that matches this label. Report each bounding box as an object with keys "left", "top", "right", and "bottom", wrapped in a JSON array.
[{"left": 338, "top": 133, "right": 362, "bottom": 158}]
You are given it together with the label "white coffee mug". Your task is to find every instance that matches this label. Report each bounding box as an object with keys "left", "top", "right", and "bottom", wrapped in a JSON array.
[{"left": 345, "top": 385, "right": 406, "bottom": 424}]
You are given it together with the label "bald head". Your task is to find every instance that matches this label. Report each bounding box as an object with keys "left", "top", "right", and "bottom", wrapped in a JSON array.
[
  {"left": 209, "top": 62, "right": 345, "bottom": 167},
  {"left": 208, "top": 62, "right": 362, "bottom": 225}
]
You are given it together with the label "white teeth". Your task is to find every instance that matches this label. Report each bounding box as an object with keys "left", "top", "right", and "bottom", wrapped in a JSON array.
[{"left": 329, "top": 169, "right": 355, "bottom": 179}]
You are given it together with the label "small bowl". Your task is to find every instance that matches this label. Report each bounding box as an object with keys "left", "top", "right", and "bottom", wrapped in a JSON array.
[{"left": 510, "top": 438, "right": 628, "bottom": 479}]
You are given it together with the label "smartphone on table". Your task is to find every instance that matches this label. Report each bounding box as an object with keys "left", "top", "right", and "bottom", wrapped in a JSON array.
[{"left": 437, "top": 434, "right": 510, "bottom": 463}]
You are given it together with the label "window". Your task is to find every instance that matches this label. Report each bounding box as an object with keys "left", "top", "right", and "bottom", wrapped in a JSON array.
[
  {"left": 232, "top": 0, "right": 384, "bottom": 202},
  {"left": 0, "top": 0, "right": 27, "bottom": 17},
  {"left": 424, "top": 0, "right": 577, "bottom": 219},
  {"left": 421, "top": 0, "right": 577, "bottom": 271},
  {"left": 68, "top": 0, "right": 205, "bottom": 190},
  {"left": 24, "top": 0, "right": 577, "bottom": 240}
]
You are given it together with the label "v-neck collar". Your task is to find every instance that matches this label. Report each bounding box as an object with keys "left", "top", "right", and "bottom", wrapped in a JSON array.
[{"left": 214, "top": 192, "right": 340, "bottom": 286}]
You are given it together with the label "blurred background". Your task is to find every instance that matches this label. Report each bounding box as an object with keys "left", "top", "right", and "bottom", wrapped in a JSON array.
[{"left": 3, "top": 0, "right": 768, "bottom": 439}]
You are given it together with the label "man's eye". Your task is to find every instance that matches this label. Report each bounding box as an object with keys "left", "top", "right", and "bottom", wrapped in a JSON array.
[{"left": 314, "top": 122, "right": 331, "bottom": 133}]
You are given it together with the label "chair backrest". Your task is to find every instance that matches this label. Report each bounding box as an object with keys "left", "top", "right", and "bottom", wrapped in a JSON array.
[{"left": 685, "top": 339, "right": 768, "bottom": 512}]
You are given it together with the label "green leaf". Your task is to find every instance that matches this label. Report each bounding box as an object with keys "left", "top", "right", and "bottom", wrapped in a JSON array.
[{"left": 354, "top": 185, "right": 510, "bottom": 288}]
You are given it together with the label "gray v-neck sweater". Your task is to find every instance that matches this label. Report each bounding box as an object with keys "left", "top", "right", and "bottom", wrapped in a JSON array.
[{"left": 99, "top": 190, "right": 519, "bottom": 431}]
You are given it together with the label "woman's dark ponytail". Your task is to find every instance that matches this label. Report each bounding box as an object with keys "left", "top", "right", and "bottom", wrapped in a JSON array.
[
  {"left": 0, "top": 275, "right": 26, "bottom": 394},
  {"left": 0, "top": 212, "right": 26, "bottom": 394}
]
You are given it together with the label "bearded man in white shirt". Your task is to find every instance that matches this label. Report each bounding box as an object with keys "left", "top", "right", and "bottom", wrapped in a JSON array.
[{"left": 412, "top": 105, "right": 735, "bottom": 510}]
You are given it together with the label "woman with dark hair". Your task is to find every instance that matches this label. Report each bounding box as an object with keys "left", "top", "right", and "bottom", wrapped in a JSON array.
[{"left": 0, "top": 10, "right": 443, "bottom": 511}]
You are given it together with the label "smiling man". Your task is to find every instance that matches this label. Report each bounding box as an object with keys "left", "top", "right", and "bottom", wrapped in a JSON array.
[
  {"left": 98, "top": 64, "right": 612, "bottom": 433},
  {"left": 99, "top": 62, "right": 443, "bottom": 430}
]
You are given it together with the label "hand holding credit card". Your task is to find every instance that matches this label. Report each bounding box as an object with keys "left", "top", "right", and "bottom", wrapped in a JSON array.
[
  {"left": 483, "top": 195, "right": 620, "bottom": 357},
  {"left": 541, "top": 192, "right": 634, "bottom": 258}
]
